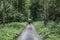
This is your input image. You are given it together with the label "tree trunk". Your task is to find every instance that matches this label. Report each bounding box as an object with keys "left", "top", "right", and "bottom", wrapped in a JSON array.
[
  {"left": 17, "top": 0, "right": 18, "bottom": 13},
  {"left": 1, "top": 0, "right": 5, "bottom": 25},
  {"left": 44, "top": 0, "right": 49, "bottom": 25}
]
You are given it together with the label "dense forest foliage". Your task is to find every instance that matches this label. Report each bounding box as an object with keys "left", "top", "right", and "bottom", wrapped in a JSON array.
[
  {"left": 0, "top": 0, "right": 60, "bottom": 24},
  {"left": 0, "top": 0, "right": 60, "bottom": 40}
]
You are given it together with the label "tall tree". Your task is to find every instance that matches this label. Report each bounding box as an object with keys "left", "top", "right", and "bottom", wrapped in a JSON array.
[
  {"left": 30, "top": 0, "right": 40, "bottom": 21},
  {"left": 44, "top": 0, "right": 49, "bottom": 25},
  {"left": 1, "top": 0, "right": 6, "bottom": 25}
]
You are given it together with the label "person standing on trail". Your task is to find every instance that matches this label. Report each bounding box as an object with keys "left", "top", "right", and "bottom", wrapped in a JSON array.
[{"left": 28, "top": 19, "right": 32, "bottom": 24}]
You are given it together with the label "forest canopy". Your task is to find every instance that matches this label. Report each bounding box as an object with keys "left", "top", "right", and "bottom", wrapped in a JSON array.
[{"left": 0, "top": 0, "right": 60, "bottom": 24}]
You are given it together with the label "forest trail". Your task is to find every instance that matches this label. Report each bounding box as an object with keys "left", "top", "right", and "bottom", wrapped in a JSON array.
[{"left": 17, "top": 24, "right": 43, "bottom": 40}]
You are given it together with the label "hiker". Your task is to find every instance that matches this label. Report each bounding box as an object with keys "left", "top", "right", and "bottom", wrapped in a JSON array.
[{"left": 28, "top": 19, "right": 32, "bottom": 24}]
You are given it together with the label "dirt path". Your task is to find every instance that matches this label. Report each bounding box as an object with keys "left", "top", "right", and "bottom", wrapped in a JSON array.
[{"left": 17, "top": 24, "right": 43, "bottom": 40}]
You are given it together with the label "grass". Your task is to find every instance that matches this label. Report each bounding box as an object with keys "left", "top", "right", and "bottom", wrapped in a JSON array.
[{"left": 0, "top": 21, "right": 60, "bottom": 40}]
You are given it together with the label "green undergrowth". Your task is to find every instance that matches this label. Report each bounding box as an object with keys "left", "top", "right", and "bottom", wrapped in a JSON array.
[
  {"left": 0, "top": 21, "right": 60, "bottom": 40},
  {"left": 33, "top": 21, "right": 60, "bottom": 40},
  {"left": 0, "top": 22, "right": 26, "bottom": 40}
]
